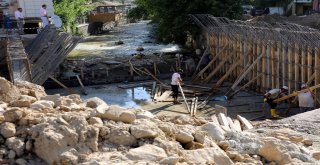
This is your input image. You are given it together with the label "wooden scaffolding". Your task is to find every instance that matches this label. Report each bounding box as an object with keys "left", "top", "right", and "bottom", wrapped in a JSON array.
[{"left": 190, "top": 14, "right": 320, "bottom": 102}]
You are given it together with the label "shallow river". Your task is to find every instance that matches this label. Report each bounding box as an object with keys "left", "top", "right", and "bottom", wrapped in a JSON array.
[
  {"left": 68, "top": 21, "right": 180, "bottom": 59},
  {"left": 47, "top": 85, "right": 152, "bottom": 109}
]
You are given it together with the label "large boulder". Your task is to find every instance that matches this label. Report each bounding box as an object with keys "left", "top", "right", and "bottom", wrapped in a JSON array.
[
  {"left": 15, "top": 81, "right": 46, "bottom": 99},
  {"left": 85, "top": 97, "right": 106, "bottom": 108},
  {"left": 107, "top": 127, "right": 137, "bottom": 146},
  {"left": 3, "top": 108, "right": 24, "bottom": 122},
  {"left": 0, "top": 77, "right": 20, "bottom": 103},
  {"left": 10, "top": 95, "right": 37, "bottom": 108},
  {"left": 259, "top": 139, "right": 293, "bottom": 165},
  {"left": 201, "top": 122, "right": 225, "bottom": 141},
  {"left": 130, "top": 120, "right": 159, "bottom": 139},
  {"left": 175, "top": 130, "right": 194, "bottom": 143},
  {"left": 136, "top": 110, "right": 154, "bottom": 119},
  {"left": 182, "top": 144, "right": 233, "bottom": 164},
  {"left": 95, "top": 105, "right": 136, "bottom": 123},
  {"left": 40, "top": 94, "right": 61, "bottom": 107},
  {"left": 31, "top": 100, "right": 54, "bottom": 110},
  {"left": 30, "top": 115, "right": 95, "bottom": 164},
  {"left": 1, "top": 122, "right": 16, "bottom": 138},
  {"left": 126, "top": 144, "right": 167, "bottom": 161}
]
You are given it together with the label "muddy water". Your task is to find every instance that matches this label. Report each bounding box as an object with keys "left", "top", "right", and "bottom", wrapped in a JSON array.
[
  {"left": 68, "top": 21, "right": 180, "bottom": 59},
  {"left": 46, "top": 85, "right": 152, "bottom": 109}
]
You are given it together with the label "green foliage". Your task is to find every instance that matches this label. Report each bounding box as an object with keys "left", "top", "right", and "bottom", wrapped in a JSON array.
[
  {"left": 130, "top": 0, "right": 245, "bottom": 44},
  {"left": 54, "top": 0, "right": 92, "bottom": 34},
  {"left": 127, "top": 6, "right": 148, "bottom": 20}
]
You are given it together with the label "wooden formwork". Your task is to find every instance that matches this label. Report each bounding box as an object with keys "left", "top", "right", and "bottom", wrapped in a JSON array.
[{"left": 190, "top": 15, "right": 320, "bottom": 104}]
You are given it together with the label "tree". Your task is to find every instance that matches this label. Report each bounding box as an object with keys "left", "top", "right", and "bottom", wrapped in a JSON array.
[
  {"left": 128, "top": 0, "right": 244, "bottom": 44},
  {"left": 54, "top": 0, "right": 92, "bottom": 34}
]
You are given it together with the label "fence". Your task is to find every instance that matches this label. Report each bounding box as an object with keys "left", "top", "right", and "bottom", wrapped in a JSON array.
[{"left": 190, "top": 14, "right": 320, "bottom": 102}]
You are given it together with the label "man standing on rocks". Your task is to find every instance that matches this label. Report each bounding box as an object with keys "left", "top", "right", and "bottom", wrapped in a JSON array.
[
  {"left": 264, "top": 86, "right": 288, "bottom": 118},
  {"left": 171, "top": 70, "right": 183, "bottom": 104},
  {"left": 297, "top": 84, "right": 314, "bottom": 113}
]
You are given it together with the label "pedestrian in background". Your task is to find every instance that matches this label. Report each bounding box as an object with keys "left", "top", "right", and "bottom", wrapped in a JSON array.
[
  {"left": 15, "top": 8, "right": 24, "bottom": 34},
  {"left": 40, "top": 4, "right": 48, "bottom": 27}
]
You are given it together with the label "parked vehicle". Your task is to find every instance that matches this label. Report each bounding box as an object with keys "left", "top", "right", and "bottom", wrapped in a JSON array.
[{"left": 241, "top": 5, "right": 254, "bottom": 14}]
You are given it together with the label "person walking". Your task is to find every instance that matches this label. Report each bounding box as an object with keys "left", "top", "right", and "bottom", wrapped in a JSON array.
[
  {"left": 297, "top": 84, "right": 314, "bottom": 113},
  {"left": 40, "top": 4, "right": 49, "bottom": 27},
  {"left": 14, "top": 8, "right": 24, "bottom": 34},
  {"left": 264, "top": 86, "right": 288, "bottom": 117},
  {"left": 171, "top": 70, "right": 183, "bottom": 104}
]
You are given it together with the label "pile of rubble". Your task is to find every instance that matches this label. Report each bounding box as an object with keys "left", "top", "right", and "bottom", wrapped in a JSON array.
[{"left": 0, "top": 76, "right": 319, "bottom": 165}]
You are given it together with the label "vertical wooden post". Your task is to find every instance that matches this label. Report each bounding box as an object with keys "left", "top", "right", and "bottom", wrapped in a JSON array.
[
  {"left": 301, "top": 45, "right": 306, "bottom": 83},
  {"left": 288, "top": 45, "right": 293, "bottom": 93},
  {"left": 315, "top": 48, "right": 320, "bottom": 107},
  {"left": 295, "top": 43, "right": 300, "bottom": 90},
  {"left": 282, "top": 43, "right": 286, "bottom": 86},
  {"left": 307, "top": 46, "right": 313, "bottom": 82},
  {"left": 257, "top": 41, "right": 261, "bottom": 92},
  {"left": 252, "top": 39, "right": 257, "bottom": 89},
  {"left": 262, "top": 43, "right": 267, "bottom": 92},
  {"left": 271, "top": 42, "right": 276, "bottom": 88},
  {"left": 277, "top": 42, "right": 281, "bottom": 88}
]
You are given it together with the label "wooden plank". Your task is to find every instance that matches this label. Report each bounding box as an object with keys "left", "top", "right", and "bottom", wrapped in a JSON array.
[
  {"left": 277, "top": 42, "right": 281, "bottom": 88},
  {"left": 192, "top": 45, "right": 228, "bottom": 81},
  {"left": 204, "top": 50, "right": 235, "bottom": 83},
  {"left": 192, "top": 47, "right": 209, "bottom": 78},
  {"left": 227, "top": 73, "right": 262, "bottom": 99},
  {"left": 288, "top": 45, "right": 293, "bottom": 93},
  {"left": 262, "top": 44, "right": 267, "bottom": 92},
  {"left": 274, "top": 84, "right": 320, "bottom": 102},
  {"left": 215, "top": 58, "right": 242, "bottom": 87},
  {"left": 49, "top": 76, "right": 77, "bottom": 94},
  {"left": 315, "top": 48, "right": 320, "bottom": 106},
  {"left": 76, "top": 75, "right": 87, "bottom": 95},
  {"left": 257, "top": 41, "right": 262, "bottom": 92},
  {"left": 307, "top": 47, "right": 313, "bottom": 83},
  {"left": 230, "top": 53, "right": 263, "bottom": 91},
  {"left": 178, "top": 82, "right": 191, "bottom": 113},
  {"left": 295, "top": 43, "right": 300, "bottom": 90},
  {"left": 301, "top": 46, "right": 306, "bottom": 83},
  {"left": 194, "top": 97, "right": 198, "bottom": 117},
  {"left": 143, "top": 68, "right": 167, "bottom": 87}
]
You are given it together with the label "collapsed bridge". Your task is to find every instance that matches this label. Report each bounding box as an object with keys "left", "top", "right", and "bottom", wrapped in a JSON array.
[
  {"left": 0, "top": 25, "right": 80, "bottom": 85},
  {"left": 191, "top": 14, "right": 320, "bottom": 102}
]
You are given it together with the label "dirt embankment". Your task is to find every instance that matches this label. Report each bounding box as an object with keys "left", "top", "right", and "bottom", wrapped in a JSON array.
[
  {"left": 249, "top": 13, "right": 320, "bottom": 30},
  {"left": 0, "top": 76, "right": 320, "bottom": 164}
]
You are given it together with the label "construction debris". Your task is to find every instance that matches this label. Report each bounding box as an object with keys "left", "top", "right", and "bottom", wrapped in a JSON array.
[{"left": 0, "top": 76, "right": 319, "bottom": 164}]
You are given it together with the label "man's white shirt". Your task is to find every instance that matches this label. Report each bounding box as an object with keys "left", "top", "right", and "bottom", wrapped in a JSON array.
[{"left": 14, "top": 11, "right": 24, "bottom": 20}]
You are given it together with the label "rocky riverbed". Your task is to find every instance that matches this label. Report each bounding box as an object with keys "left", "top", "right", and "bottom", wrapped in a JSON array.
[{"left": 0, "top": 76, "right": 320, "bottom": 165}]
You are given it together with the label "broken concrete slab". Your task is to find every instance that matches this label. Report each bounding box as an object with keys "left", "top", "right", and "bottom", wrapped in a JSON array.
[{"left": 237, "top": 115, "right": 253, "bottom": 130}]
